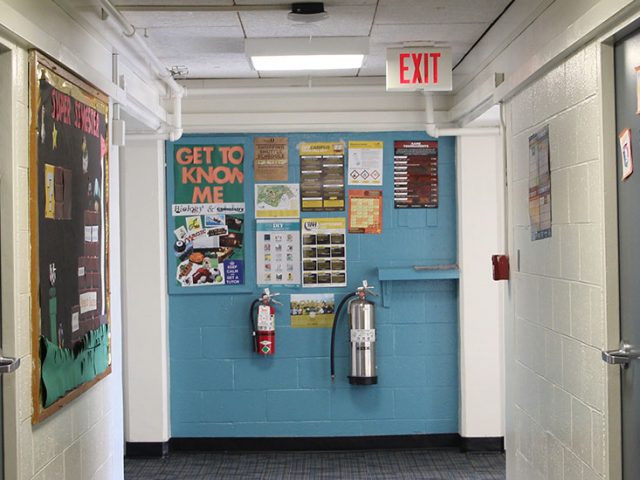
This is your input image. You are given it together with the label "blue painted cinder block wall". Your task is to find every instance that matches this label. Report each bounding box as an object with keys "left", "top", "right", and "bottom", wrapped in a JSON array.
[{"left": 167, "top": 131, "right": 459, "bottom": 437}]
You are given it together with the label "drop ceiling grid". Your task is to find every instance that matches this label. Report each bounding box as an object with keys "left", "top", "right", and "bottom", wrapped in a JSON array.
[
  {"left": 123, "top": 11, "right": 241, "bottom": 28},
  {"left": 238, "top": 5, "right": 377, "bottom": 38},
  {"left": 375, "top": 0, "right": 514, "bottom": 25},
  {"left": 112, "top": 0, "right": 515, "bottom": 80}
]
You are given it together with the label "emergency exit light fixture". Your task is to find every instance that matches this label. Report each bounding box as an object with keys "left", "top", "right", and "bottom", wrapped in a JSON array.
[{"left": 246, "top": 37, "right": 369, "bottom": 72}]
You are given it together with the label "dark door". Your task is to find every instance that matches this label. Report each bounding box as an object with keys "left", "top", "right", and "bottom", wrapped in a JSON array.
[{"left": 611, "top": 29, "right": 640, "bottom": 479}]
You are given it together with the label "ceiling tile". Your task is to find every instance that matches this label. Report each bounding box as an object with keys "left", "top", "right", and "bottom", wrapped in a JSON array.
[
  {"left": 147, "top": 27, "right": 244, "bottom": 56},
  {"left": 240, "top": 5, "right": 376, "bottom": 38},
  {"left": 370, "top": 23, "right": 489, "bottom": 47},
  {"left": 376, "top": 0, "right": 513, "bottom": 25},
  {"left": 123, "top": 11, "right": 240, "bottom": 28},
  {"left": 114, "top": 0, "right": 234, "bottom": 5}
]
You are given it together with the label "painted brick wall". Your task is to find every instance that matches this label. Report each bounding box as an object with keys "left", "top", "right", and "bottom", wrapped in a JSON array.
[
  {"left": 169, "top": 132, "right": 459, "bottom": 437},
  {"left": 505, "top": 43, "right": 608, "bottom": 479}
]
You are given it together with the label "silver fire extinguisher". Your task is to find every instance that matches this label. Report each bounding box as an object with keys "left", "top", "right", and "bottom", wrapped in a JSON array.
[{"left": 330, "top": 280, "right": 378, "bottom": 385}]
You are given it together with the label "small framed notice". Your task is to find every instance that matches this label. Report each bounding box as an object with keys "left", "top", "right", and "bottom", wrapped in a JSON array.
[{"left": 619, "top": 128, "right": 634, "bottom": 180}]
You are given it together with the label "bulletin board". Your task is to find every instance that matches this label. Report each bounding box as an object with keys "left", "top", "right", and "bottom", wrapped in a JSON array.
[
  {"left": 29, "top": 52, "right": 111, "bottom": 423},
  {"left": 168, "top": 132, "right": 459, "bottom": 439}
]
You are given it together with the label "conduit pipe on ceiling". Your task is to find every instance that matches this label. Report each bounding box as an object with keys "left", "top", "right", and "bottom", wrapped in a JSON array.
[
  {"left": 424, "top": 94, "right": 500, "bottom": 138},
  {"left": 98, "top": 0, "right": 184, "bottom": 141}
]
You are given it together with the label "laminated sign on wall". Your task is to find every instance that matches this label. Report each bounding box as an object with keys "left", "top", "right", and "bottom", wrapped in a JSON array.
[
  {"left": 394, "top": 141, "right": 438, "bottom": 208},
  {"left": 256, "top": 219, "right": 301, "bottom": 287},
  {"left": 348, "top": 140, "right": 383, "bottom": 186},
  {"left": 300, "top": 142, "right": 345, "bottom": 211},
  {"left": 254, "top": 136, "right": 288, "bottom": 181},
  {"left": 528, "top": 125, "right": 552, "bottom": 241},
  {"left": 255, "top": 183, "right": 300, "bottom": 218},
  {"left": 301, "top": 218, "right": 347, "bottom": 287},
  {"left": 169, "top": 139, "right": 246, "bottom": 288}
]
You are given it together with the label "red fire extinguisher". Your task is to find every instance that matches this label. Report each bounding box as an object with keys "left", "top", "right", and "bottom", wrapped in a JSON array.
[{"left": 250, "top": 288, "right": 281, "bottom": 355}]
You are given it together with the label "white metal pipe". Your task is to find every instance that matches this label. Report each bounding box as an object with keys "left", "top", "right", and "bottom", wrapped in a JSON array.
[
  {"left": 98, "top": 0, "right": 184, "bottom": 140},
  {"left": 169, "top": 94, "right": 183, "bottom": 142},
  {"left": 424, "top": 93, "right": 499, "bottom": 137},
  {"left": 429, "top": 127, "right": 501, "bottom": 137},
  {"left": 98, "top": 0, "right": 184, "bottom": 96},
  {"left": 127, "top": 133, "right": 170, "bottom": 141}
]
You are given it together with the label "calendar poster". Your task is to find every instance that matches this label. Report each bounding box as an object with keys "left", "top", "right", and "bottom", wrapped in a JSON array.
[{"left": 348, "top": 190, "right": 382, "bottom": 234}]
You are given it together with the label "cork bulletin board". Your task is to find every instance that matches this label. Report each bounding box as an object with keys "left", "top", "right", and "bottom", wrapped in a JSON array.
[{"left": 29, "top": 52, "right": 111, "bottom": 423}]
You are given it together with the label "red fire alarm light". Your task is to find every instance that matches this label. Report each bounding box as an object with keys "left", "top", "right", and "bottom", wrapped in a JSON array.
[{"left": 492, "top": 255, "right": 510, "bottom": 281}]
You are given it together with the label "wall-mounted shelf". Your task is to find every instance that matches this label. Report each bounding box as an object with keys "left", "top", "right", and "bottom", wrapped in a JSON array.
[{"left": 377, "top": 266, "right": 460, "bottom": 307}]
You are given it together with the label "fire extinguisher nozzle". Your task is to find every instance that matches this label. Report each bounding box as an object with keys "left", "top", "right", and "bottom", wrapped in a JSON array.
[{"left": 331, "top": 375, "right": 335, "bottom": 382}]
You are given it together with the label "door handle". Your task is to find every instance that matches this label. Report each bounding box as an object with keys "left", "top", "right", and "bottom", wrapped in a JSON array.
[
  {"left": 602, "top": 342, "right": 640, "bottom": 367},
  {"left": 0, "top": 355, "right": 20, "bottom": 374}
]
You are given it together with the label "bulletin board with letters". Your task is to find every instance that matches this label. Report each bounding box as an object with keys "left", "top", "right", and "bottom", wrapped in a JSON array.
[{"left": 29, "top": 52, "right": 111, "bottom": 423}]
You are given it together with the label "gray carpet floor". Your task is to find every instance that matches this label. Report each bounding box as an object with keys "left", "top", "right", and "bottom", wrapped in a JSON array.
[{"left": 124, "top": 449, "right": 505, "bottom": 479}]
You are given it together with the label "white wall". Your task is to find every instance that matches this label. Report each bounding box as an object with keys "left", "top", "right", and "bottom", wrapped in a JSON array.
[
  {"left": 120, "top": 140, "right": 170, "bottom": 444},
  {"left": 0, "top": 1, "right": 170, "bottom": 478},
  {"left": 505, "top": 41, "right": 611, "bottom": 479},
  {"left": 0, "top": 42, "right": 124, "bottom": 480},
  {"left": 457, "top": 135, "right": 505, "bottom": 439}
]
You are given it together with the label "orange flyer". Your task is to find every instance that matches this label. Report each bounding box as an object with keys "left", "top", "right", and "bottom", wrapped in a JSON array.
[{"left": 348, "top": 190, "right": 383, "bottom": 234}]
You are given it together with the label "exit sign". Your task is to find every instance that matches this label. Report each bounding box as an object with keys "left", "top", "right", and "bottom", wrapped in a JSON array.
[{"left": 386, "top": 47, "right": 452, "bottom": 91}]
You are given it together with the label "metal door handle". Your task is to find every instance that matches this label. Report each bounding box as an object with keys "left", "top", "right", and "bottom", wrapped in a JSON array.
[
  {"left": 0, "top": 355, "right": 20, "bottom": 374},
  {"left": 602, "top": 343, "right": 640, "bottom": 366}
]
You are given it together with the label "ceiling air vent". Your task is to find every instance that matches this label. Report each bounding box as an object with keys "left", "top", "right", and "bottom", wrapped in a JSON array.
[{"left": 288, "top": 2, "right": 328, "bottom": 22}]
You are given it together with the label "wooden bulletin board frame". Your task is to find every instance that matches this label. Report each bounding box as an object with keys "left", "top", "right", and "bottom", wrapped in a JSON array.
[{"left": 29, "top": 51, "right": 111, "bottom": 424}]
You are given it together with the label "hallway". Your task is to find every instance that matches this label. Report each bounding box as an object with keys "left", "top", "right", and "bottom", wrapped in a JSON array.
[{"left": 124, "top": 449, "right": 506, "bottom": 480}]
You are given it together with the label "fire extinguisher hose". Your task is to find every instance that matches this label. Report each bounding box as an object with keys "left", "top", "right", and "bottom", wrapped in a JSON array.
[
  {"left": 330, "top": 292, "right": 358, "bottom": 380},
  {"left": 249, "top": 298, "right": 260, "bottom": 352}
]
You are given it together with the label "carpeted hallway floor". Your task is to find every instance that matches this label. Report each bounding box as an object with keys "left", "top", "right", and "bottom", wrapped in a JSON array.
[{"left": 125, "top": 448, "right": 505, "bottom": 479}]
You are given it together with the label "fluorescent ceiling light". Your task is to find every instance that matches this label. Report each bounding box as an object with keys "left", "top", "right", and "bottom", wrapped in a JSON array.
[
  {"left": 251, "top": 55, "right": 364, "bottom": 71},
  {"left": 246, "top": 37, "right": 369, "bottom": 72}
]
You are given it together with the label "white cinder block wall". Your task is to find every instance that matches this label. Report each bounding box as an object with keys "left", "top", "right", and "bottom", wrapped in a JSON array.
[
  {"left": 505, "top": 42, "right": 608, "bottom": 479},
  {"left": 0, "top": 45, "right": 125, "bottom": 480}
]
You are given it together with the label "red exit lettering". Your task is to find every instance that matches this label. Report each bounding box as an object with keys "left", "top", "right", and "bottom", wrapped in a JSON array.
[{"left": 399, "top": 52, "right": 441, "bottom": 85}]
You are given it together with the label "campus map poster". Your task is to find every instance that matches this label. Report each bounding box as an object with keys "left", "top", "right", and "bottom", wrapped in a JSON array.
[
  {"left": 169, "top": 141, "right": 245, "bottom": 288},
  {"left": 393, "top": 140, "right": 438, "bottom": 208},
  {"left": 255, "top": 183, "right": 300, "bottom": 218},
  {"left": 300, "top": 142, "right": 345, "bottom": 211},
  {"left": 302, "top": 218, "right": 347, "bottom": 287}
]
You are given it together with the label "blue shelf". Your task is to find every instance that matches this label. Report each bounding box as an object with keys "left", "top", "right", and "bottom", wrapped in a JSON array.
[{"left": 377, "top": 266, "right": 459, "bottom": 307}]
